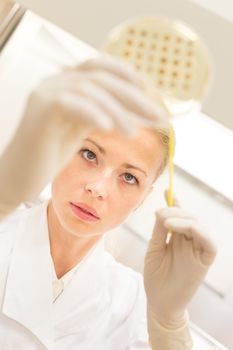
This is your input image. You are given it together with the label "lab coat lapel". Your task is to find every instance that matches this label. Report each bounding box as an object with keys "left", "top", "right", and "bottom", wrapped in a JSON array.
[
  {"left": 53, "top": 237, "right": 110, "bottom": 338},
  {"left": 2, "top": 203, "right": 54, "bottom": 349}
]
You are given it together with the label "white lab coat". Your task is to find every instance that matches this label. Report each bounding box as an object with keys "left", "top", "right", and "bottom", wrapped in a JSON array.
[{"left": 0, "top": 201, "right": 149, "bottom": 349}]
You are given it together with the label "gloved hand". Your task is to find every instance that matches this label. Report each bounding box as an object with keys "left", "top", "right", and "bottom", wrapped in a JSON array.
[
  {"left": 0, "top": 55, "right": 169, "bottom": 220},
  {"left": 143, "top": 192, "right": 217, "bottom": 349}
]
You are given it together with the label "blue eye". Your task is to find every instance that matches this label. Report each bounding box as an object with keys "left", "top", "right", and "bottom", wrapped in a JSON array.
[
  {"left": 123, "top": 173, "right": 139, "bottom": 185},
  {"left": 80, "top": 149, "right": 97, "bottom": 162}
]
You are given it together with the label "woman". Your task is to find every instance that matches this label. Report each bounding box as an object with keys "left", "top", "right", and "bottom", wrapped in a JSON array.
[{"left": 0, "top": 56, "right": 217, "bottom": 349}]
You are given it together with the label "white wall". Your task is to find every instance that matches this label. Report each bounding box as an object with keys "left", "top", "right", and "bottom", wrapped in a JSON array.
[{"left": 190, "top": 0, "right": 233, "bottom": 23}]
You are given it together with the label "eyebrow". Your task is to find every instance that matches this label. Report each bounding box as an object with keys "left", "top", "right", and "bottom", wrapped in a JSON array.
[
  {"left": 84, "top": 138, "right": 148, "bottom": 177},
  {"left": 85, "top": 138, "right": 106, "bottom": 154}
]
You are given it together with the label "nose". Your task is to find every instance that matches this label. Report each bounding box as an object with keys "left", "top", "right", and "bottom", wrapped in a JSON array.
[{"left": 84, "top": 174, "right": 110, "bottom": 200}]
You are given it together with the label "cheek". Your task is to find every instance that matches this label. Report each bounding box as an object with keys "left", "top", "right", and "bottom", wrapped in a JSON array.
[
  {"left": 51, "top": 163, "right": 81, "bottom": 200},
  {"left": 108, "top": 190, "right": 143, "bottom": 224},
  {"left": 119, "top": 184, "right": 151, "bottom": 215},
  {"left": 52, "top": 171, "right": 70, "bottom": 199}
]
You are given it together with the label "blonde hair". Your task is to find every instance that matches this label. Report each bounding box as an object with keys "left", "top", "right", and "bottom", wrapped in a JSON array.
[{"left": 151, "top": 126, "right": 175, "bottom": 181}]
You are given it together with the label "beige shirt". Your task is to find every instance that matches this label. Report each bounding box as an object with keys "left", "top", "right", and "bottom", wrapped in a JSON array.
[{"left": 52, "top": 264, "right": 77, "bottom": 303}]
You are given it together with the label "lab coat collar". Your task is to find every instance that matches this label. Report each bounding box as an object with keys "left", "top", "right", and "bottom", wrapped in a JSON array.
[
  {"left": 1, "top": 201, "right": 109, "bottom": 348},
  {"left": 2, "top": 202, "right": 54, "bottom": 348},
  {"left": 52, "top": 230, "right": 109, "bottom": 339},
  {"left": 52, "top": 230, "right": 107, "bottom": 309}
]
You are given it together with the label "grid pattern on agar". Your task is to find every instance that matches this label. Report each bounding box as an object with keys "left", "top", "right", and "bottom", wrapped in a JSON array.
[{"left": 111, "top": 25, "right": 200, "bottom": 100}]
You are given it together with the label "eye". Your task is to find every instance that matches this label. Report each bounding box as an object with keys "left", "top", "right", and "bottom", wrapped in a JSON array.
[
  {"left": 80, "top": 149, "right": 97, "bottom": 163},
  {"left": 123, "top": 173, "right": 139, "bottom": 185}
]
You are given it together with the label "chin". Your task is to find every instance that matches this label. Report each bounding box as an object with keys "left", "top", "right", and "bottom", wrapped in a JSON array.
[
  {"left": 71, "top": 230, "right": 104, "bottom": 238},
  {"left": 62, "top": 215, "right": 104, "bottom": 237}
]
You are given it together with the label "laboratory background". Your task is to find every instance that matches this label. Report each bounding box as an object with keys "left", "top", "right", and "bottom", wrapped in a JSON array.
[{"left": 0, "top": 0, "right": 232, "bottom": 349}]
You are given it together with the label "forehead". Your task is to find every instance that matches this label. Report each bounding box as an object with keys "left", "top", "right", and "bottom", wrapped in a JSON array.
[{"left": 85, "top": 128, "right": 165, "bottom": 174}]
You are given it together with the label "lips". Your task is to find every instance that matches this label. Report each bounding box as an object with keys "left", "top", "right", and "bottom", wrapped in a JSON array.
[{"left": 70, "top": 202, "right": 100, "bottom": 219}]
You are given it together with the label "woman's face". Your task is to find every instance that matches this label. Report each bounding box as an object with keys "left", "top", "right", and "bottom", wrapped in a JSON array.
[{"left": 51, "top": 128, "right": 165, "bottom": 237}]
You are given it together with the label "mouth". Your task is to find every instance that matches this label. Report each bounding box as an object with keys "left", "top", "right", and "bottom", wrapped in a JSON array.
[{"left": 69, "top": 202, "right": 100, "bottom": 222}]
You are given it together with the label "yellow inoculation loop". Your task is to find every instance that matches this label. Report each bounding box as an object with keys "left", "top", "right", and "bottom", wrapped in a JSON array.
[
  {"left": 168, "top": 126, "right": 174, "bottom": 207},
  {"left": 166, "top": 126, "right": 175, "bottom": 244}
]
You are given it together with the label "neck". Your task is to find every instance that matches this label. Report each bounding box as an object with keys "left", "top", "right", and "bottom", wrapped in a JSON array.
[{"left": 47, "top": 200, "right": 100, "bottom": 279}]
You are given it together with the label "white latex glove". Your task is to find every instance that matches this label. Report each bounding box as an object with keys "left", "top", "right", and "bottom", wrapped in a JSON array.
[
  {"left": 0, "top": 55, "right": 169, "bottom": 220},
  {"left": 143, "top": 192, "right": 217, "bottom": 349}
]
